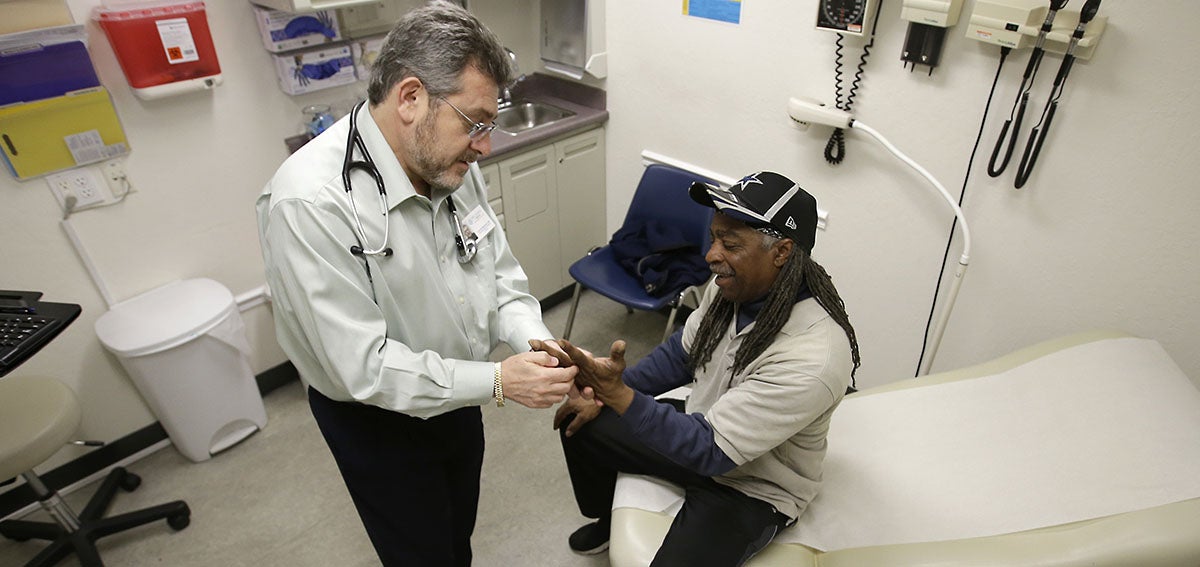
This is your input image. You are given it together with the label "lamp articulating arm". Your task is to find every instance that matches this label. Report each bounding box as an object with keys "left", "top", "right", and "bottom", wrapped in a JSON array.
[{"left": 788, "top": 98, "right": 971, "bottom": 375}]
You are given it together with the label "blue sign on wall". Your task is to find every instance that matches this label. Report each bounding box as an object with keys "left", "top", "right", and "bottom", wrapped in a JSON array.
[{"left": 685, "top": 0, "right": 742, "bottom": 24}]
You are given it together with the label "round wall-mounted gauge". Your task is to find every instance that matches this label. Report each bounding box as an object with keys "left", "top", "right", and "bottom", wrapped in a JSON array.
[{"left": 817, "top": 0, "right": 872, "bottom": 36}]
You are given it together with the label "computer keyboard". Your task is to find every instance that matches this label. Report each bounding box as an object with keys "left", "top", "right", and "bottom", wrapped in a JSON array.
[
  {"left": 0, "top": 293, "right": 81, "bottom": 377},
  {"left": 0, "top": 313, "right": 64, "bottom": 367}
]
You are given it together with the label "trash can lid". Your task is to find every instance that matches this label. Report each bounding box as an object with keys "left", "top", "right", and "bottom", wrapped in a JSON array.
[{"left": 95, "top": 278, "right": 236, "bottom": 357}]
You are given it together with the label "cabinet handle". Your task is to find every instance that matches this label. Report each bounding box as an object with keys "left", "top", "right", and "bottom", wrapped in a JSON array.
[{"left": 561, "top": 140, "right": 597, "bottom": 160}]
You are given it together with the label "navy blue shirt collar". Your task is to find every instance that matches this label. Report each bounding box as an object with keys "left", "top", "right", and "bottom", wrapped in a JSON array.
[{"left": 734, "top": 282, "right": 812, "bottom": 333}]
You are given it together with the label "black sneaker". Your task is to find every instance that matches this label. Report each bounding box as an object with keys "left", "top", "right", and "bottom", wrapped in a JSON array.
[{"left": 568, "top": 518, "right": 610, "bottom": 555}]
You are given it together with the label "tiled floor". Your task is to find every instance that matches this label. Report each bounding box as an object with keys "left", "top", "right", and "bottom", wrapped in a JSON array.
[{"left": 0, "top": 289, "right": 670, "bottom": 566}]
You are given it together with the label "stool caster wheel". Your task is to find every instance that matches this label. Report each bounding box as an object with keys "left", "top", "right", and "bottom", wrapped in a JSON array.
[
  {"left": 119, "top": 471, "right": 141, "bottom": 492},
  {"left": 168, "top": 511, "right": 191, "bottom": 531}
]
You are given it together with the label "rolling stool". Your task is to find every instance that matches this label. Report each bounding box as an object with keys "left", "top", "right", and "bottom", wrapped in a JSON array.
[{"left": 0, "top": 374, "right": 191, "bottom": 566}]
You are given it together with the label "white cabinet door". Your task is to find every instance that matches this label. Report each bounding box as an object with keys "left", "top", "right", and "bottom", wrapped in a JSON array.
[
  {"left": 479, "top": 162, "right": 503, "bottom": 228},
  {"left": 554, "top": 129, "right": 607, "bottom": 285},
  {"left": 498, "top": 145, "right": 562, "bottom": 300}
]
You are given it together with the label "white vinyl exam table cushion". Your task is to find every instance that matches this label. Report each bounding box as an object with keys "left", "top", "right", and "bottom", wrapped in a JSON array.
[{"left": 610, "top": 331, "right": 1200, "bottom": 567}]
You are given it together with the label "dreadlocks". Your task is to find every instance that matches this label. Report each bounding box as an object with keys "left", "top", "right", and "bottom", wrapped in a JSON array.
[{"left": 687, "top": 237, "right": 861, "bottom": 387}]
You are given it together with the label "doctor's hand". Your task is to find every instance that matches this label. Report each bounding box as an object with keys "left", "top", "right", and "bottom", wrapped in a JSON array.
[
  {"left": 501, "top": 350, "right": 577, "bottom": 409},
  {"left": 558, "top": 339, "right": 634, "bottom": 415}
]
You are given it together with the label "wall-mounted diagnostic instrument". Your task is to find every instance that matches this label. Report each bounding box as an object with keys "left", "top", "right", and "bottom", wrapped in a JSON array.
[
  {"left": 817, "top": 0, "right": 875, "bottom": 35},
  {"left": 965, "top": 0, "right": 1106, "bottom": 57},
  {"left": 986, "top": 0, "right": 1067, "bottom": 178},
  {"left": 966, "top": 0, "right": 1107, "bottom": 188},
  {"left": 815, "top": 0, "right": 880, "bottom": 164},
  {"left": 1012, "top": 0, "right": 1101, "bottom": 188}
]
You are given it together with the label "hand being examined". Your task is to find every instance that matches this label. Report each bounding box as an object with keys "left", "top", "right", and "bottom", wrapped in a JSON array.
[{"left": 554, "top": 339, "right": 634, "bottom": 415}]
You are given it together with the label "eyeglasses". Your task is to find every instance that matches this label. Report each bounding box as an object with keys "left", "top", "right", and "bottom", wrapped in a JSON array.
[{"left": 439, "top": 97, "right": 497, "bottom": 141}]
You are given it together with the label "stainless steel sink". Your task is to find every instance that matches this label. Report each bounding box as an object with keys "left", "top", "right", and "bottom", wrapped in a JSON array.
[{"left": 494, "top": 101, "right": 575, "bottom": 135}]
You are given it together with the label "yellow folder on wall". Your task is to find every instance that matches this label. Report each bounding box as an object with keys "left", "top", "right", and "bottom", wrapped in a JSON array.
[{"left": 0, "top": 86, "right": 129, "bottom": 180}]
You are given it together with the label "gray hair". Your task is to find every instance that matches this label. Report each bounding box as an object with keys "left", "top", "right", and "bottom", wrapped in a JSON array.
[
  {"left": 367, "top": 1, "right": 512, "bottom": 105},
  {"left": 757, "top": 229, "right": 783, "bottom": 249}
]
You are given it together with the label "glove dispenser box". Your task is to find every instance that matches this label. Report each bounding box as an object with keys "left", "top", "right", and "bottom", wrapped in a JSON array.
[
  {"left": 273, "top": 44, "right": 355, "bottom": 95},
  {"left": 93, "top": 1, "right": 223, "bottom": 100},
  {"left": 252, "top": 5, "right": 342, "bottom": 53}
]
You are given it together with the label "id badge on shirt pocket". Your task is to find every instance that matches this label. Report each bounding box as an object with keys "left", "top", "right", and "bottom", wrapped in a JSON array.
[{"left": 461, "top": 205, "right": 495, "bottom": 243}]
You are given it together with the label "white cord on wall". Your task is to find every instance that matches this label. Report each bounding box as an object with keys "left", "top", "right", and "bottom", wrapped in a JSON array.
[{"left": 60, "top": 216, "right": 115, "bottom": 310}]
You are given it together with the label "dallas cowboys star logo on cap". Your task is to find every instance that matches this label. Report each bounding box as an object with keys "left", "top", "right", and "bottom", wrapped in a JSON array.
[{"left": 736, "top": 173, "right": 765, "bottom": 190}]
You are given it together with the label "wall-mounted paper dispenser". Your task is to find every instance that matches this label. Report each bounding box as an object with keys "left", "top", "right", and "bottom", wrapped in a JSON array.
[{"left": 540, "top": 0, "right": 606, "bottom": 80}]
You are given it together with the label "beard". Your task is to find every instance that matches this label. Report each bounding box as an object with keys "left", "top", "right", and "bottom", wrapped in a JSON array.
[{"left": 410, "top": 112, "right": 480, "bottom": 192}]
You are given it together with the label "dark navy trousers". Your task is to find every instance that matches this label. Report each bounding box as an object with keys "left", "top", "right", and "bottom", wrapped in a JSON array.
[
  {"left": 308, "top": 387, "right": 484, "bottom": 567},
  {"left": 560, "top": 400, "right": 790, "bottom": 567}
]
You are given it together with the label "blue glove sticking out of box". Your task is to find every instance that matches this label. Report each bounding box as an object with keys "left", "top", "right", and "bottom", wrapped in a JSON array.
[{"left": 282, "top": 12, "right": 336, "bottom": 40}]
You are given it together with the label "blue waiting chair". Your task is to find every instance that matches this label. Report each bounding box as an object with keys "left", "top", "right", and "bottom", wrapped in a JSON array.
[{"left": 562, "top": 164, "right": 717, "bottom": 343}]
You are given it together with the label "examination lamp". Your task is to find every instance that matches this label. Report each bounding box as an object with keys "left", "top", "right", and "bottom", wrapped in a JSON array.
[{"left": 788, "top": 97, "right": 971, "bottom": 376}]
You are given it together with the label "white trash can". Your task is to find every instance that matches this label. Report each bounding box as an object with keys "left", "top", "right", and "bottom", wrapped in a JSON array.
[{"left": 95, "top": 278, "right": 267, "bottom": 462}]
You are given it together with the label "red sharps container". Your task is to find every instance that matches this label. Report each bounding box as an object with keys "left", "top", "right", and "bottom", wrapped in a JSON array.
[{"left": 94, "top": 1, "right": 223, "bottom": 100}]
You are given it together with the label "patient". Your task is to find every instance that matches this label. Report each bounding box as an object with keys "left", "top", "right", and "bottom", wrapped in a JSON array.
[{"left": 537, "top": 171, "right": 861, "bottom": 565}]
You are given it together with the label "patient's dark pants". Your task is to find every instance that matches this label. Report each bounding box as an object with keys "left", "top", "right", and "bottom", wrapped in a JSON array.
[
  {"left": 308, "top": 387, "right": 483, "bottom": 567},
  {"left": 560, "top": 401, "right": 790, "bottom": 566}
]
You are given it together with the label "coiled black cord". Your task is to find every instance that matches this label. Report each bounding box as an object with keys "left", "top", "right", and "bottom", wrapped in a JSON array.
[
  {"left": 914, "top": 46, "right": 1011, "bottom": 376},
  {"left": 825, "top": 0, "right": 885, "bottom": 164},
  {"left": 833, "top": 34, "right": 847, "bottom": 110}
]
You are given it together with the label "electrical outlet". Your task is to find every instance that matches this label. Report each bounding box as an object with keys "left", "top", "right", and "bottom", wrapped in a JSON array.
[
  {"left": 100, "top": 159, "right": 133, "bottom": 198},
  {"left": 46, "top": 169, "right": 107, "bottom": 211}
]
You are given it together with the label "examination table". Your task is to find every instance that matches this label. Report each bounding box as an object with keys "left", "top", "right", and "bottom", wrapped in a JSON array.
[{"left": 609, "top": 331, "right": 1200, "bottom": 566}]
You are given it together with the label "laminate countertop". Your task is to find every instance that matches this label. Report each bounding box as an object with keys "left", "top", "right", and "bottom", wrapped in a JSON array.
[{"left": 481, "top": 73, "right": 608, "bottom": 165}]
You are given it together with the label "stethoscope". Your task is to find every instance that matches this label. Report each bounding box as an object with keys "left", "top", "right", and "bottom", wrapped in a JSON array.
[{"left": 342, "top": 100, "right": 477, "bottom": 263}]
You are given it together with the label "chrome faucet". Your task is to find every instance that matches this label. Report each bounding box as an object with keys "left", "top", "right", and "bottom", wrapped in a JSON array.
[{"left": 501, "top": 47, "right": 526, "bottom": 106}]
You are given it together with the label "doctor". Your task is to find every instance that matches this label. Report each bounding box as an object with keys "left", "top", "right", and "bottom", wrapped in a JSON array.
[{"left": 255, "top": 2, "right": 576, "bottom": 565}]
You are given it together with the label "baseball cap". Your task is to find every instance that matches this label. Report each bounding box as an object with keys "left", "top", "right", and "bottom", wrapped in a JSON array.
[{"left": 689, "top": 171, "right": 818, "bottom": 253}]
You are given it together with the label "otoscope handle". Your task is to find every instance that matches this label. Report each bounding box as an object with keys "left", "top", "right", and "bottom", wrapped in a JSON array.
[
  {"left": 1022, "top": 48, "right": 1044, "bottom": 78},
  {"left": 1055, "top": 55, "right": 1075, "bottom": 85}
]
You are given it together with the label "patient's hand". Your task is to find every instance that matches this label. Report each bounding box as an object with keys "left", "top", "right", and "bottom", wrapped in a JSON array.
[
  {"left": 553, "top": 385, "right": 602, "bottom": 437},
  {"left": 558, "top": 339, "right": 634, "bottom": 414},
  {"left": 529, "top": 338, "right": 575, "bottom": 368}
]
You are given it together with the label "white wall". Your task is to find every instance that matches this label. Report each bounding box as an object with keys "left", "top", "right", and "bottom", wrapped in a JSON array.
[
  {"left": 0, "top": 0, "right": 536, "bottom": 474},
  {"left": 602, "top": 2, "right": 1200, "bottom": 390}
]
